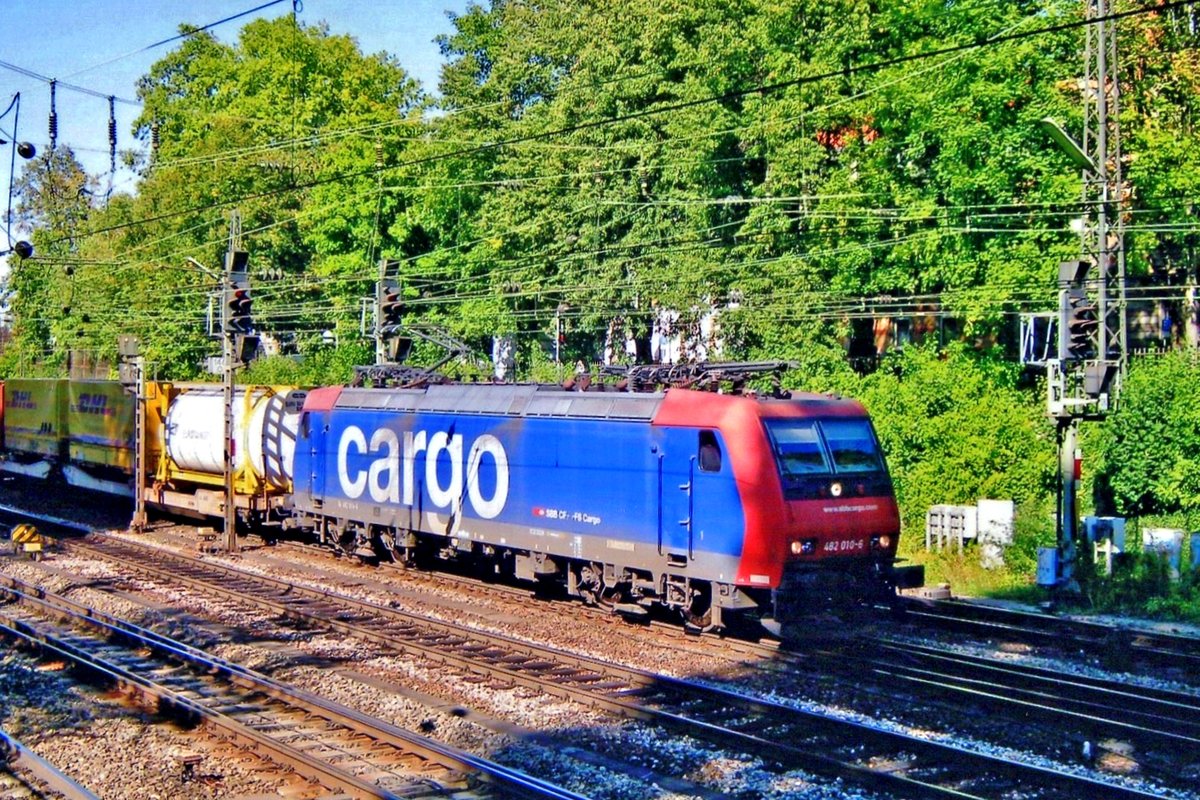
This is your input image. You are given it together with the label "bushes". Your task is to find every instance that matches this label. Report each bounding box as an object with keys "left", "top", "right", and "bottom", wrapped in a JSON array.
[
  {"left": 1090, "top": 351, "right": 1200, "bottom": 521},
  {"left": 1082, "top": 550, "right": 1200, "bottom": 623},
  {"left": 241, "top": 342, "right": 374, "bottom": 387},
  {"left": 830, "top": 345, "right": 1056, "bottom": 535}
]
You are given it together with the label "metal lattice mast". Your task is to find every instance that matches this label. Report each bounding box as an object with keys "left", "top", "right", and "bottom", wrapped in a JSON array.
[
  {"left": 1042, "top": 0, "right": 1130, "bottom": 595},
  {"left": 1083, "top": 0, "right": 1127, "bottom": 385}
]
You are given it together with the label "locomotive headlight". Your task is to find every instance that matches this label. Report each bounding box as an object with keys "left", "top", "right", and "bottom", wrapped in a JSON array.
[
  {"left": 870, "top": 534, "right": 892, "bottom": 550},
  {"left": 791, "top": 538, "right": 818, "bottom": 555},
  {"left": 830, "top": 481, "right": 843, "bottom": 497}
]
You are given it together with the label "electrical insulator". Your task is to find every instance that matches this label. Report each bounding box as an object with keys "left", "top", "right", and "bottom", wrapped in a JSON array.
[
  {"left": 108, "top": 96, "right": 117, "bottom": 174},
  {"left": 151, "top": 121, "right": 160, "bottom": 153},
  {"left": 48, "top": 80, "right": 58, "bottom": 151}
]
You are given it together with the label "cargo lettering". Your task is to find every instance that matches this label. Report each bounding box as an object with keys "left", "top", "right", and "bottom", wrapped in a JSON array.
[
  {"left": 7, "top": 391, "right": 35, "bottom": 410},
  {"left": 337, "top": 425, "right": 509, "bottom": 519},
  {"left": 72, "top": 393, "right": 115, "bottom": 416}
]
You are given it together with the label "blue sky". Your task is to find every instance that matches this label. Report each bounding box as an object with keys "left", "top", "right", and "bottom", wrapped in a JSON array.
[{"left": 0, "top": 0, "right": 470, "bottom": 262}]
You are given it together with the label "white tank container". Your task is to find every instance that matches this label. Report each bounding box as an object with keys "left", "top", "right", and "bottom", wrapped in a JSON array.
[{"left": 164, "top": 387, "right": 300, "bottom": 488}]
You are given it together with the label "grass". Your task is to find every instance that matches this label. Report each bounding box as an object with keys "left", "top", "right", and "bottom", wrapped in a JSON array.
[{"left": 898, "top": 524, "right": 1200, "bottom": 622}]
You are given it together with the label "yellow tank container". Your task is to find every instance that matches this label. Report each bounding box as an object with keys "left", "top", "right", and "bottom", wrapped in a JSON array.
[{"left": 143, "top": 382, "right": 303, "bottom": 520}]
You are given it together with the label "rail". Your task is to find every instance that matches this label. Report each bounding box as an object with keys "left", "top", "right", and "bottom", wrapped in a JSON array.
[
  {"left": 60, "top": 533, "right": 1178, "bottom": 800},
  {"left": 0, "top": 728, "right": 100, "bottom": 800}
]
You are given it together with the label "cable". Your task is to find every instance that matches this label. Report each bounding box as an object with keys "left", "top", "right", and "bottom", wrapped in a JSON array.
[
  {"left": 46, "top": 0, "right": 1190, "bottom": 251},
  {"left": 61, "top": 0, "right": 295, "bottom": 81},
  {"left": 0, "top": 59, "right": 139, "bottom": 106}
]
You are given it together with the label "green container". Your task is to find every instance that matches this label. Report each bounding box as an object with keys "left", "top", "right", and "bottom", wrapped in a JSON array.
[
  {"left": 3, "top": 379, "right": 66, "bottom": 458},
  {"left": 66, "top": 381, "right": 136, "bottom": 470}
]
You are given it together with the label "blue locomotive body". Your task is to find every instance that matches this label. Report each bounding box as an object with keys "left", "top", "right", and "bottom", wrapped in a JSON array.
[
  {"left": 291, "top": 385, "right": 751, "bottom": 610},
  {"left": 288, "top": 381, "right": 912, "bottom": 629}
]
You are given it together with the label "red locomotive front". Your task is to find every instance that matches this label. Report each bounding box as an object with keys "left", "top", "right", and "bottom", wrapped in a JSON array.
[{"left": 653, "top": 388, "right": 918, "bottom": 631}]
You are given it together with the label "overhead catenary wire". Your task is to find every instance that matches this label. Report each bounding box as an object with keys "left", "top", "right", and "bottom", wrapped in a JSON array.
[
  {"left": 43, "top": 208, "right": 1194, "bottom": 333},
  {"left": 0, "top": 59, "right": 139, "bottom": 106},
  {"left": 18, "top": 0, "right": 1200, "bottom": 362},
  {"left": 42, "top": 0, "right": 1192, "bottom": 252},
  {"left": 58, "top": 0, "right": 297, "bottom": 82}
]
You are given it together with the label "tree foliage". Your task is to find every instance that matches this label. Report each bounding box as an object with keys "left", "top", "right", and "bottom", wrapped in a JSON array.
[{"left": 1091, "top": 351, "right": 1200, "bottom": 519}]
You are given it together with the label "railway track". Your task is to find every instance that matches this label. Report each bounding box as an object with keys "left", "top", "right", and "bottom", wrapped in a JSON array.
[
  {"left": 0, "top": 572, "right": 588, "bottom": 800},
  {"left": 794, "top": 639, "right": 1200, "bottom": 773},
  {"left": 0, "top": 729, "right": 99, "bottom": 800},
  {"left": 276, "top": 536, "right": 1200, "bottom": 683},
  {"left": 50, "top": 532, "right": 1182, "bottom": 800},
  {"left": 900, "top": 595, "right": 1200, "bottom": 671},
  {"left": 271, "top": 536, "right": 1200, "bottom": 770}
]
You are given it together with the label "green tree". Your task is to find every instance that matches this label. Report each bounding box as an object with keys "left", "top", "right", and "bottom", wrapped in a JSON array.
[
  {"left": 2, "top": 146, "right": 97, "bottom": 374},
  {"left": 33, "top": 18, "right": 429, "bottom": 376},
  {"left": 1092, "top": 351, "right": 1200, "bottom": 520}
]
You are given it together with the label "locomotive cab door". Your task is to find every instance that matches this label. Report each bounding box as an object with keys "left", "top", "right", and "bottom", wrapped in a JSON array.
[
  {"left": 302, "top": 411, "right": 327, "bottom": 504},
  {"left": 689, "top": 429, "right": 728, "bottom": 560},
  {"left": 665, "top": 429, "right": 725, "bottom": 563}
]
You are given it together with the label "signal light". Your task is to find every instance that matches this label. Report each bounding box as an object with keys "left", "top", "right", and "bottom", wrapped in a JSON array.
[
  {"left": 224, "top": 281, "right": 254, "bottom": 335},
  {"left": 790, "top": 538, "right": 817, "bottom": 555},
  {"left": 1063, "top": 288, "right": 1097, "bottom": 360},
  {"left": 378, "top": 280, "right": 404, "bottom": 333}
]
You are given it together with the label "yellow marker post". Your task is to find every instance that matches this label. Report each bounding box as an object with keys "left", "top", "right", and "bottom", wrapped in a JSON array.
[{"left": 11, "top": 525, "right": 44, "bottom": 561}]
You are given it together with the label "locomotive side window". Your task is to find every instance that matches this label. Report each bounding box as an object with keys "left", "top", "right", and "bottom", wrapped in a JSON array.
[
  {"left": 820, "top": 419, "right": 883, "bottom": 473},
  {"left": 698, "top": 430, "right": 722, "bottom": 472},
  {"left": 764, "top": 420, "right": 829, "bottom": 476}
]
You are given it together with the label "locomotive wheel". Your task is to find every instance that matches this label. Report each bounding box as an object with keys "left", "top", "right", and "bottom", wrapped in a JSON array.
[
  {"left": 683, "top": 604, "right": 713, "bottom": 632},
  {"left": 682, "top": 584, "right": 714, "bottom": 632},
  {"left": 578, "top": 564, "right": 603, "bottom": 606}
]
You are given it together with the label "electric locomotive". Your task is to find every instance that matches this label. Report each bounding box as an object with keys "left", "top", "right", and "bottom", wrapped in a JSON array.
[{"left": 287, "top": 372, "right": 919, "bottom": 631}]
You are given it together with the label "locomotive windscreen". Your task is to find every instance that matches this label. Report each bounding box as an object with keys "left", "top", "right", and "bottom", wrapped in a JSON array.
[
  {"left": 764, "top": 418, "right": 888, "bottom": 498},
  {"left": 818, "top": 419, "right": 883, "bottom": 473}
]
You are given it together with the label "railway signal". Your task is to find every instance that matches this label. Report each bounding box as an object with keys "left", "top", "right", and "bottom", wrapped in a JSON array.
[
  {"left": 374, "top": 260, "right": 410, "bottom": 364},
  {"left": 224, "top": 279, "right": 254, "bottom": 335},
  {"left": 379, "top": 281, "right": 403, "bottom": 333},
  {"left": 1041, "top": 2, "right": 1129, "bottom": 601},
  {"left": 222, "top": 219, "right": 249, "bottom": 554},
  {"left": 1063, "top": 288, "right": 1097, "bottom": 361}
]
